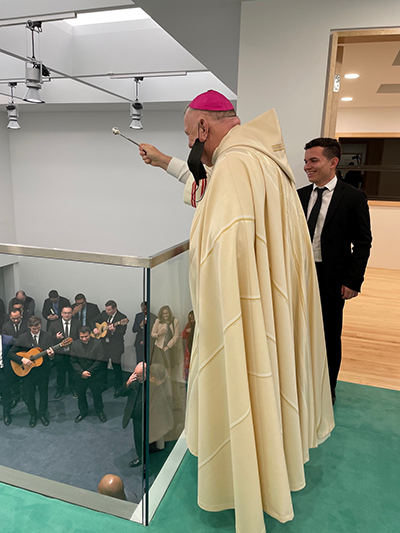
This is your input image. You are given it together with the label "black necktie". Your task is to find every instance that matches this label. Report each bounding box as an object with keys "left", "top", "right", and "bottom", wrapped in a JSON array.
[
  {"left": 33, "top": 335, "right": 38, "bottom": 346},
  {"left": 308, "top": 187, "right": 327, "bottom": 241},
  {"left": 64, "top": 322, "right": 70, "bottom": 337}
]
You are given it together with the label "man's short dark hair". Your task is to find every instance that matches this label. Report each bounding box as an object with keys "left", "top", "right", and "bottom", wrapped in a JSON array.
[
  {"left": 28, "top": 316, "right": 41, "bottom": 327},
  {"left": 48, "top": 290, "right": 59, "bottom": 298},
  {"left": 79, "top": 325, "right": 91, "bottom": 334},
  {"left": 105, "top": 300, "right": 117, "bottom": 309},
  {"left": 304, "top": 137, "right": 342, "bottom": 163},
  {"left": 75, "top": 293, "right": 86, "bottom": 302}
]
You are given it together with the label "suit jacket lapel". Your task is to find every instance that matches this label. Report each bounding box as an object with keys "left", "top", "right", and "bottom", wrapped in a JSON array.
[
  {"left": 299, "top": 185, "right": 313, "bottom": 216},
  {"left": 323, "top": 181, "right": 345, "bottom": 230}
]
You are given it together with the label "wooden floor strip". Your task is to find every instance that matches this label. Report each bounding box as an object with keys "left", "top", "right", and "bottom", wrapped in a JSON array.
[{"left": 339, "top": 267, "right": 400, "bottom": 391}]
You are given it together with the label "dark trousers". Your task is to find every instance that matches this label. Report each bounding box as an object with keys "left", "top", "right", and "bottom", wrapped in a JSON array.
[
  {"left": 315, "top": 262, "right": 346, "bottom": 394},
  {"left": 24, "top": 368, "right": 49, "bottom": 417},
  {"left": 131, "top": 395, "right": 143, "bottom": 461},
  {"left": 76, "top": 375, "right": 104, "bottom": 414},
  {"left": 0, "top": 367, "right": 12, "bottom": 417},
  {"left": 101, "top": 360, "right": 123, "bottom": 391},
  {"left": 55, "top": 353, "right": 75, "bottom": 392}
]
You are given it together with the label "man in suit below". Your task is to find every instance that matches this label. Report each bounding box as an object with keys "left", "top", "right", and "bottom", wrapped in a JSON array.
[
  {"left": 49, "top": 306, "right": 80, "bottom": 400},
  {"left": 8, "top": 316, "right": 55, "bottom": 427},
  {"left": 92, "top": 300, "right": 128, "bottom": 398},
  {"left": 120, "top": 362, "right": 145, "bottom": 467},
  {"left": 70, "top": 326, "right": 106, "bottom": 423},
  {"left": 298, "top": 137, "right": 372, "bottom": 403},
  {"left": 2, "top": 308, "right": 29, "bottom": 407},
  {"left": 0, "top": 298, "right": 6, "bottom": 330},
  {"left": 0, "top": 334, "right": 13, "bottom": 425},
  {"left": 71, "top": 293, "right": 100, "bottom": 327},
  {"left": 8, "top": 290, "right": 35, "bottom": 319},
  {"left": 132, "top": 302, "right": 156, "bottom": 364},
  {"left": 42, "top": 290, "right": 71, "bottom": 331}
]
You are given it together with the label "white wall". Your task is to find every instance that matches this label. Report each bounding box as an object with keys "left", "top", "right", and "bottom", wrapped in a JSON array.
[
  {"left": 238, "top": 0, "right": 400, "bottom": 187},
  {"left": 337, "top": 107, "right": 400, "bottom": 133},
  {"left": 238, "top": 0, "right": 400, "bottom": 270},
  {"left": 8, "top": 108, "right": 194, "bottom": 257},
  {"left": 0, "top": 125, "right": 17, "bottom": 243}
]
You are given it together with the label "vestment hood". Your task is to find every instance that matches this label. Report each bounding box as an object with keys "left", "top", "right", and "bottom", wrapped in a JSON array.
[{"left": 212, "top": 109, "right": 295, "bottom": 184}]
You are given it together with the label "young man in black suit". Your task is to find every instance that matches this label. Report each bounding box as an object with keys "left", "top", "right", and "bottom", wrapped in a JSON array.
[
  {"left": 42, "top": 290, "right": 71, "bottom": 331},
  {"left": 298, "top": 138, "right": 372, "bottom": 403},
  {"left": 70, "top": 326, "right": 106, "bottom": 423},
  {"left": 2, "top": 308, "right": 29, "bottom": 407},
  {"left": 92, "top": 300, "right": 128, "bottom": 397},
  {"left": 49, "top": 306, "right": 80, "bottom": 400},
  {"left": 71, "top": 293, "right": 100, "bottom": 327},
  {"left": 0, "top": 334, "right": 13, "bottom": 425},
  {"left": 8, "top": 316, "right": 55, "bottom": 427}
]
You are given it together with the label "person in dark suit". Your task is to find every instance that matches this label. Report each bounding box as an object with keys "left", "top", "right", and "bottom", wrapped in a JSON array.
[
  {"left": 0, "top": 298, "right": 6, "bottom": 331},
  {"left": 1, "top": 334, "right": 13, "bottom": 425},
  {"left": 2, "top": 308, "right": 29, "bottom": 339},
  {"left": 8, "top": 291, "right": 35, "bottom": 319},
  {"left": 71, "top": 293, "right": 100, "bottom": 327},
  {"left": 42, "top": 290, "right": 71, "bottom": 331},
  {"left": 2, "top": 308, "right": 29, "bottom": 406},
  {"left": 91, "top": 300, "right": 128, "bottom": 397},
  {"left": 121, "top": 362, "right": 145, "bottom": 467},
  {"left": 49, "top": 306, "right": 80, "bottom": 400},
  {"left": 298, "top": 137, "right": 372, "bottom": 403},
  {"left": 70, "top": 326, "right": 106, "bottom": 423},
  {"left": 8, "top": 316, "right": 55, "bottom": 427},
  {"left": 132, "top": 302, "right": 156, "bottom": 364}
]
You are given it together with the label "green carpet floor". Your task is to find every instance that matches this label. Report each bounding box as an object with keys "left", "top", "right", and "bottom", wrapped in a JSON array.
[{"left": 1, "top": 381, "right": 399, "bottom": 533}]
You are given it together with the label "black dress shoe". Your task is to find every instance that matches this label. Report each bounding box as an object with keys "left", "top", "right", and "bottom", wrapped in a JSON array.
[
  {"left": 74, "top": 413, "right": 87, "bottom": 423},
  {"left": 4, "top": 415, "right": 12, "bottom": 426},
  {"left": 54, "top": 390, "right": 63, "bottom": 400},
  {"left": 97, "top": 411, "right": 107, "bottom": 423},
  {"left": 40, "top": 415, "right": 50, "bottom": 426},
  {"left": 71, "top": 390, "right": 78, "bottom": 399},
  {"left": 29, "top": 416, "right": 37, "bottom": 428},
  {"left": 129, "top": 458, "right": 142, "bottom": 468}
]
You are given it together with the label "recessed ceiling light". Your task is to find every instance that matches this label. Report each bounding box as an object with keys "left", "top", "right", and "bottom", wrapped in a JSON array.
[
  {"left": 344, "top": 73, "right": 360, "bottom": 79},
  {"left": 341, "top": 97, "right": 353, "bottom": 102},
  {"left": 65, "top": 8, "right": 150, "bottom": 26}
]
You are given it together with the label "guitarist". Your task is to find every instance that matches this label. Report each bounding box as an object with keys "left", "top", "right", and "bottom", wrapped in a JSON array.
[
  {"left": 91, "top": 300, "right": 128, "bottom": 398},
  {"left": 49, "top": 306, "right": 80, "bottom": 400},
  {"left": 8, "top": 316, "right": 55, "bottom": 428}
]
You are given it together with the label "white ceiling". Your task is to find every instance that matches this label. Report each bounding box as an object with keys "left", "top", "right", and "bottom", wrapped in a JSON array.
[
  {"left": 0, "top": 0, "right": 240, "bottom": 113},
  {"left": 339, "top": 41, "right": 400, "bottom": 107}
]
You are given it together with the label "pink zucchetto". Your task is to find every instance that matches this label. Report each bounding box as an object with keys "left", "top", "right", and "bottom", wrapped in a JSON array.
[{"left": 188, "top": 90, "right": 234, "bottom": 111}]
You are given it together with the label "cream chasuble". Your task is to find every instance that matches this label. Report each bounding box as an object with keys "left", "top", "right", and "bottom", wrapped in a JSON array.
[{"left": 186, "top": 109, "right": 335, "bottom": 533}]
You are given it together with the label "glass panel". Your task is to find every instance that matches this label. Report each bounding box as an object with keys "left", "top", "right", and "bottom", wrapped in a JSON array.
[
  {"left": 144, "top": 249, "right": 191, "bottom": 521},
  {"left": 0, "top": 252, "right": 144, "bottom": 519}
]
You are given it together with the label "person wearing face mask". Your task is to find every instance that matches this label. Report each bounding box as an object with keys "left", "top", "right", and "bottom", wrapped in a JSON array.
[{"left": 170, "top": 90, "right": 334, "bottom": 533}]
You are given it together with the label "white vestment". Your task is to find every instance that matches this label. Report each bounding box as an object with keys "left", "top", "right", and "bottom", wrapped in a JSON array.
[{"left": 186, "top": 109, "right": 334, "bottom": 533}]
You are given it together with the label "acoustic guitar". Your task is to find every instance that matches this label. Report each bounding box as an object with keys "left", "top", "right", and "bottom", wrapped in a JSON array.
[
  {"left": 11, "top": 337, "right": 73, "bottom": 377},
  {"left": 91, "top": 318, "right": 129, "bottom": 339}
]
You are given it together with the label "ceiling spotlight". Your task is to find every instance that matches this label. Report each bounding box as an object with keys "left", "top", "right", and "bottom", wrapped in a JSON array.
[
  {"left": 6, "top": 83, "right": 20, "bottom": 130},
  {"left": 130, "top": 77, "right": 143, "bottom": 130},
  {"left": 23, "top": 20, "right": 50, "bottom": 104},
  {"left": 344, "top": 73, "right": 360, "bottom": 79},
  {"left": 341, "top": 97, "right": 353, "bottom": 102}
]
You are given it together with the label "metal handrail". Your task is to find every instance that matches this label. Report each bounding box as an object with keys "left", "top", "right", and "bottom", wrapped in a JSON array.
[{"left": 0, "top": 240, "right": 189, "bottom": 269}]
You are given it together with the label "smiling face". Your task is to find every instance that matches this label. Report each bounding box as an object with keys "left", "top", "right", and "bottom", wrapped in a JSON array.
[
  {"left": 304, "top": 146, "right": 338, "bottom": 187},
  {"left": 162, "top": 309, "right": 170, "bottom": 321}
]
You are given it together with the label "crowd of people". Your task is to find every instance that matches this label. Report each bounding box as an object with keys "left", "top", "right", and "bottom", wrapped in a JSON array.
[{"left": 0, "top": 289, "right": 193, "bottom": 468}]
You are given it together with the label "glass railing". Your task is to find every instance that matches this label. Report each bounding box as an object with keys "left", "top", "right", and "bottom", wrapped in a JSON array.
[{"left": 0, "top": 241, "right": 190, "bottom": 525}]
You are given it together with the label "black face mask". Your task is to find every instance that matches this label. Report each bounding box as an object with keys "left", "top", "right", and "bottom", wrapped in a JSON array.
[{"left": 187, "top": 138, "right": 207, "bottom": 186}]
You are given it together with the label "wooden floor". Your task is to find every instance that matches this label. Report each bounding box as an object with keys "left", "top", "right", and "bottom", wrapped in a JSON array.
[{"left": 339, "top": 267, "right": 400, "bottom": 391}]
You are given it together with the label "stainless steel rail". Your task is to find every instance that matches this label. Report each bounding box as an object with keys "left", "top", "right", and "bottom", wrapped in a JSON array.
[{"left": 0, "top": 240, "right": 189, "bottom": 269}]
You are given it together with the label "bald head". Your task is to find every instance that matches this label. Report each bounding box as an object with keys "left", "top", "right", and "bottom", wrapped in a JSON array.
[
  {"left": 97, "top": 474, "right": 126, "bottom": 500},
  {"left": 184, "top": 107, "right": 241, "bottom": 166}
]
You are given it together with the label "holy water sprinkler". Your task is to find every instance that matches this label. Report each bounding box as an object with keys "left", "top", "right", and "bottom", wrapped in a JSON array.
[{"left": 112, "top": 127, "right": 140, "bottom": 147}]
